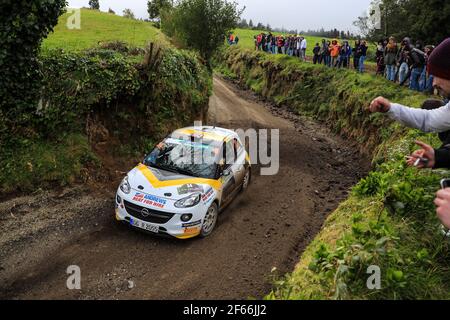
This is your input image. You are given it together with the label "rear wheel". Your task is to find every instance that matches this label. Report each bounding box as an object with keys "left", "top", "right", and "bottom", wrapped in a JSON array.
[{"left": 200, "top": 202, "right": 218, "bottom": 238}]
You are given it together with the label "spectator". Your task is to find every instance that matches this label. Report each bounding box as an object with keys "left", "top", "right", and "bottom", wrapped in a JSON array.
[
  {"left": 329, "top": 39, "right": 340, "bottom": 67},
  {"left": 300, "top": 36, "right": 307, "bottom": 61},
  {"left": 266, "top": 33, "right": 273, "bottom": 53},
  {"left": 313, "top": 43, "right": 321, "bottom": 64},
  {"left": 409, "top": 40, "right": 427, "bottom": 91},
  {"left": 421, "top": 45, "right": 435, "bottom": 93},
  {"left": 384, "top": 36, "right": 398, "bottom": 81},
  {"left": 337, "top": 41, "right": 352, "bottom": 68},
  {"left": 368, "top": 38, "right": 450, "bottom": 170},
  {"left": 397, "top": 38, "right": 412, "bottom": 85},
  {"left": 234, "top": 35, "right": 239, "bottom": 45},
  {"left": 358, "top": 40, "right": 368, "bottom": 73},
  {"left": 353, "top": 40, "right": 361, "bottom": 70},
  {"left": 278, "top": 35, "right": 284, "bottom": 54},
  {"left": 376, "top": 40, "right": 386, "bottom": 76}
]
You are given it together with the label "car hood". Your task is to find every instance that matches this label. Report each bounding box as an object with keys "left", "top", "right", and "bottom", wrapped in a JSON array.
[{"left": 127, "top": 164, "right": 221, "bottom": 203}]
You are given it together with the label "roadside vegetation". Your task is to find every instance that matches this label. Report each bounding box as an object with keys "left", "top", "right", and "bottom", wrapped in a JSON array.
[
  {"left": 215, "top": 46, "right": 450, "bottom": 299},
  {"left": 0, "top": 5, "right": 211, "bottom": 194}
]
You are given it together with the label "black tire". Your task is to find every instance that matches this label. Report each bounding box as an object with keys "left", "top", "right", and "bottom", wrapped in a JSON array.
[
  {"left": 200, "top": 202, "right": 219, "bottom": 238},
  {"left": 241, "top": 167, "right": 251, "bottom": 192}
]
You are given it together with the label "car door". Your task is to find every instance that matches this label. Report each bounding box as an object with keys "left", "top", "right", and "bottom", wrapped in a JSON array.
[
  {"left": 232, "top": 138, "right": 246, "bottom": 186},
  {"left": 221, "top": 140, "right": 237, "bottom": 204}
]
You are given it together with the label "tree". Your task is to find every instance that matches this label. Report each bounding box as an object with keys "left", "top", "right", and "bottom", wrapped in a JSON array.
[
  {"left": 353, "top": 0, "right": 449, "bottom": 44},
  {"left": 0, "top": 0, "right": 66, "bottom": 131},
  {"left": 88, "top": 0, "right": 100, "bottom": 10},
  {"left": 123, "top": 8, "right": 135, "bottom": 19},
  {"left": 248, "top": 19, "right": 253, "bottom": 29},
  {"left": 108, "top": 8, "right": 116, "bottom": 14},
  {"left": 167, "top": 0, "right": 244, "bottom": 67},
  {"left": 148, "top": 0, "right": 173, "bottom": 20}
]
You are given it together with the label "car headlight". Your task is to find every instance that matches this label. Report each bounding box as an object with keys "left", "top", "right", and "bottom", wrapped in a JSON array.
[
  {"left": 175, "top": 193, "right": 201, "bottom": 208},
  {"left": 120, "top": 176, "right": 131, "bottom": 194}
]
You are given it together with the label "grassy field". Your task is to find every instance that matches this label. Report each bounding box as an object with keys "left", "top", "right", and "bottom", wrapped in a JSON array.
[
  {"left": 232, "top": 28, "right": 376, "bottom": 63},
  {"left": 42, "top": 8, "right": 167, "bottom": 51}
]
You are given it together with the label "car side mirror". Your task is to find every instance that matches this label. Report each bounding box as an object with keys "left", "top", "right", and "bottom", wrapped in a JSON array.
[{"left": 223, "top": 168, "right": 231, "bottom": 177}]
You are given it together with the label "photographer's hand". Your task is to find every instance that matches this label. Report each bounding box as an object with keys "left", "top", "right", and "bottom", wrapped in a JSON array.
[
  {"left": 369, "top": 96, "right": 392, "bottom": 113},
  {"left": 434, "top": 189, "right": 450, "bottom": 229},
  {"left": 406, "top": 141, "right": 435, "bottom": 169}
]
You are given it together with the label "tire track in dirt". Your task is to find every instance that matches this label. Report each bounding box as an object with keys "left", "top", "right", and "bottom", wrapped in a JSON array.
[{"left": 0, "top": 76, "right": 370, "bottom": 300}]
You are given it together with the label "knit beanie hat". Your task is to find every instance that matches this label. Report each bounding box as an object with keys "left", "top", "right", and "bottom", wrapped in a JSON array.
[{"left": 427, "top": 38, "right": 450, "bottom": 80}]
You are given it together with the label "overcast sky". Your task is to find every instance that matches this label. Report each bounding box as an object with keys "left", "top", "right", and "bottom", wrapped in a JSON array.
[{"left": 68, "top": 0, "right": 373, "bottom": 32}]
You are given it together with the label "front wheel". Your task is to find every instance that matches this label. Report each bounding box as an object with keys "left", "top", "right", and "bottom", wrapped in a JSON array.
[
  {"left": 200, "top": 202, "right": 218, "bottom": 238},
  {"left": 241, "top": 168, "right": 251, "bottom": 192}
]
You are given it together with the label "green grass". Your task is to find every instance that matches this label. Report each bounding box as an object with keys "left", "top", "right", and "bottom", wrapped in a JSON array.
[
  {"left": 42, "top": 8, "right": 168, "bottom": 51},
  {"left": 0, "top": 134, "right": 98, "bottom": 193}
]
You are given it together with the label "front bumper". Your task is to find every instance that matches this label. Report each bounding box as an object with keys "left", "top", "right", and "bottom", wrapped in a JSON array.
[{"left": 115, "top": 189, "right": 206, "bottom": 240}]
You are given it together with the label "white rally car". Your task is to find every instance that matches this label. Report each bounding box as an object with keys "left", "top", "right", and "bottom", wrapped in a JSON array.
[{"left": 115, "top": 126, "right": 251, "bottom": 239}]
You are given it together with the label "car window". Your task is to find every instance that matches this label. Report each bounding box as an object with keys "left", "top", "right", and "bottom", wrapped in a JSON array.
[
  {"left": 224, "top": 140, "right": 235, "bottom": 166},
  {"left": 234, "top": 138, "right": 243, "bottom": 157}
]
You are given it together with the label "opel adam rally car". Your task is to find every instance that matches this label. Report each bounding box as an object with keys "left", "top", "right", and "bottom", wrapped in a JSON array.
[{"left": 115, "top": 126, "right": 251, "bottom": 239}]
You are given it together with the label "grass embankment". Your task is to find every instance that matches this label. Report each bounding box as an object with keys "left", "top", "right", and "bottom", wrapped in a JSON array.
[
  {"left": 0, "top": 10, "right": 211, "bottom": 194},
  {"left": 215, "top": 46, "right": 450, "bottom": 299},
  {"left": 42, "top": 8, "right": 168, "bottom": 51}
]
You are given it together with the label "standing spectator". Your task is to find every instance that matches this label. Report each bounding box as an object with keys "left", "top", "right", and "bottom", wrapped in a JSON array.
[
  {"left": 409, "top": 41, "right": 427, "bottom": 91},
  {"left": 422, "top": 45, "right": 435, "bottom": 93},
  {"left": 325, "top": 40, "right": 332, "bottom": 66},
  {"left": 353, "top": 40, "right": 361, "bottom": 70},
  {"left": 271, "top": 35, "right": 277, "bottom": 54},
  {"left": 234, "top": 35, "right": 239, "bottom": 45},
  {"left": 300, "top": 36, "right": 307, "bottom": 61},
  {"left": 266, "top": 33, "right": 273, "bottom": 53},
  {"left": 337, "top": 41, "right": 352, "bottom": 68},
  {"left": 284, "top": 36, "right": 290, "bottom": 55},
  {"left": 376, "top": 40, "right": 386, "bottom": 76},
  {"left": 359, "top": 40, "right": 368, "bottom": 73},
  {"left": 329, "top": 39, "right": 340, "bottom": 67},
  {"left": 278, "top": 35, "right": 284, "bottom": 54},
  {"left": 397, "top": 38, "right": 412, "bottom": 85},
  {"left": 384, "top": 36, "right": 398, "bottom": 81},
  {"left": 313, "top": 43, "right": 321, "bottom": 64},
  {"left": 319, "top": 39, "right": 327, "bottom": 65}
]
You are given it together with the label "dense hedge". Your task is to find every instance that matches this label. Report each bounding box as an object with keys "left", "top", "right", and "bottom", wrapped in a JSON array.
[
  {"left": 0, "top": 44, "right": 211, "bottom": 193},
  {"left": 216, "top": 46, "right": 450, "bottom": 299},
  {"left": 0, "top": 0, "right": 66, "bottom": 134}
]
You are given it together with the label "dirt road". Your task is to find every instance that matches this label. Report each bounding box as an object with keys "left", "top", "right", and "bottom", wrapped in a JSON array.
[{"left": 0, "top": 77, "right": 369, "bottom": 299}]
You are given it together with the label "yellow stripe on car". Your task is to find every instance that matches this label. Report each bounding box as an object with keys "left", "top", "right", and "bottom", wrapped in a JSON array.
[
  {"left": 175, "top": 129, "right": 228, "bottom": 142},
  {"left": 137, "top": 164, "right": 222, "bottom": 191}
]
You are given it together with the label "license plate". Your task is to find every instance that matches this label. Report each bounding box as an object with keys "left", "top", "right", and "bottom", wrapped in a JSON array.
[{"left": 130, "top": 218, "right": 159, "bottom": 233}]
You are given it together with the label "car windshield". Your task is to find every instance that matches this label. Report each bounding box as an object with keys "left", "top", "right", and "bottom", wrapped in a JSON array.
[{"left": 143, "top": 136, "right": 223, "bottom": 179}]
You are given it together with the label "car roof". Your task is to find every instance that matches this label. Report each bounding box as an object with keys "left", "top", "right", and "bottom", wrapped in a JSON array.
[{"left": 172, "top": 126, "right": 237, "bottom": 142}]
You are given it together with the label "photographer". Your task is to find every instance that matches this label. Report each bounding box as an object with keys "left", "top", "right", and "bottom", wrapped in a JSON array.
[
  {"left": 368, "top": 38, "right": 450, "bottom": 231},
  {"left": 369, "top": 38, "right": 450, "bottom": 169}
]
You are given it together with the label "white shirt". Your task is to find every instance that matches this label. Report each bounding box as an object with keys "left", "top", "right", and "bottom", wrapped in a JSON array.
[
  {"left": 301, "top": 39, "right": 307, "bottom": 50},
  {"left": 388, "top": 102, "right": 450, "bottom": 133}
]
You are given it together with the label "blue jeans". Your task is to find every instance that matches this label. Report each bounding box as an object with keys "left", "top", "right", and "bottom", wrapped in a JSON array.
[
  {"left": 398, "top": 62, "right": 409, "bottom": 84},
  {"left": 386, "top": 65, "right": 396, "bottom": 81},
  {"left": 409, "top": 67, "right": 424, "bottom": 91},
  {"left": 426, "top": 75, "right": 434, "bottom": 93},
  {"left": 419, "top": 68, "right": 427, "bottom": 91},
  {"left": 359, "top": 56, "right": 366, "bottom": 73}
]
